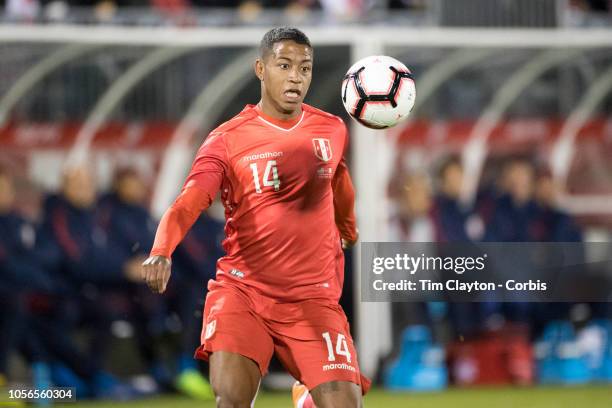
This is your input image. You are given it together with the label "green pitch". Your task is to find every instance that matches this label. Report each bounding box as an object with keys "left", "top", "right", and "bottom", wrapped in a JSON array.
[{"left": 45, "top": 385, "right": 611, "bottom": 408}]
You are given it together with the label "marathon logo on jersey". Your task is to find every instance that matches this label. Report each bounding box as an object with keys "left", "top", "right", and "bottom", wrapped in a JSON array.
[
  {"left": 322, "top": 362, "right": 356, "bottom": 373},
  {"left": 242, "top": 151, "right": 283, "bottom": 162},
  {"left": 230, "top": 268, "right": 245, "bottom": 279},
  {"left": 312, "top": 138, "right": 333, "bottom": 162}
]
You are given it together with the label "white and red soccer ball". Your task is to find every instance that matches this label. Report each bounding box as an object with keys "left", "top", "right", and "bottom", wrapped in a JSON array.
[{"left": 341, "top": 55, "right": 416, "bottom": 129}]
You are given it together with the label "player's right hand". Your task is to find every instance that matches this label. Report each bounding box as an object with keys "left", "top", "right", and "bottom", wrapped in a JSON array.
[{"left": 141, "top": 255, "right": 172, "bottom": 294}]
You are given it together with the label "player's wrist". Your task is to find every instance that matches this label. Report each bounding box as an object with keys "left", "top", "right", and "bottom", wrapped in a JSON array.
[{"left": 146, "top": 253, "right": 172, "bottom": 264}]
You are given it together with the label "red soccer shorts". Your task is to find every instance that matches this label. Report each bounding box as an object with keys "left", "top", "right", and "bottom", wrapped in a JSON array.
[{"left": 194, "top": 280, "right": 371, "bottom": 394}]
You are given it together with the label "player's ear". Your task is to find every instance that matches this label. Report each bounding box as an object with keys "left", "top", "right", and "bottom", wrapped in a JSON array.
[{"left": 254, "top": 58, "right": 264, "bottom": 81}]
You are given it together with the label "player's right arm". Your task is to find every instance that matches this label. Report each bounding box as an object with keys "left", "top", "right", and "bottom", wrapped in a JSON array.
[{"left": 142, "top": 132, "right": 228, "bottom": 294}]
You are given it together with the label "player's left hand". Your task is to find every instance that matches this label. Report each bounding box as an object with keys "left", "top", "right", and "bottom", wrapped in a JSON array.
[
  {"left": 341, "top": 229, "right": 358, "bottom": 249},
  {"left": 341, "top": 239, "right": 353, "bottom": 249},
  {"left": 340, "top": 229, "right": 359, "bottom": 249}
]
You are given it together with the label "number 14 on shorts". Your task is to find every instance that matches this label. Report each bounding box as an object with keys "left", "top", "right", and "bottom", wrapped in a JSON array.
[{"left": 322, "top": 332, "right": 352, "bottom": 363}]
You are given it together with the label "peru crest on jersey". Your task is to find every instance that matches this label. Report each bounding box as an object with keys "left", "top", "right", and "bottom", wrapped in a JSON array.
[{"left": 312, "top": 138, "right": 333, "bottom": 162}]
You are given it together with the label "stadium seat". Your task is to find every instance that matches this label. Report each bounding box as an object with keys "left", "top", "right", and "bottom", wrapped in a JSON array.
[{"left": 384, "top": 325, "right": 448, "bottom": 391}]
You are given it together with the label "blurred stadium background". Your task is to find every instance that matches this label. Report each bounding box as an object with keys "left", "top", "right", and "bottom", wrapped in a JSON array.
[{"left": 1, "top": 0, "right": 611, "bottom": 406}]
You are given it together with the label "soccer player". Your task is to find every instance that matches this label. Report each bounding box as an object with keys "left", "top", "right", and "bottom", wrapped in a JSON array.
[{"left": 142, "top": 27, "right": 370, "bottom": 407}]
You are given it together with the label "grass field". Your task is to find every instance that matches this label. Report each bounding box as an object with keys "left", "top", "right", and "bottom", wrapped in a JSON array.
[{"left": 4, "top": 385, "right": 603, "bottom": 408}]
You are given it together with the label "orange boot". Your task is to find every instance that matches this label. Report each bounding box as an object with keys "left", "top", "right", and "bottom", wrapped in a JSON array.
[{"left": 292, "top": 381, "right": 316, "bottom": 408}]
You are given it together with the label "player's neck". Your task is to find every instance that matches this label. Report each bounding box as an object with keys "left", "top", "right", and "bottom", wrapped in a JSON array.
[{"left": 256, "top": 100, "right": 303, "bottom": 123}]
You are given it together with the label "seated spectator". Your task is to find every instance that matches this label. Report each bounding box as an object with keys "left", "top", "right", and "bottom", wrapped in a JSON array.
[
  {"left": 482, "top": 158, "right": 539, "bottom": 329},
  {"left": 532, "top": 169, "right": 582, "bottom": 242},
  {"left": 151, "top": 0, "right": 195, "bottom": 25},
  {"left": 167, "top": 207, "right": 224, "bottom": 399},
  {"left": 484, "top": 157, "right": 540, "bottom": 242},
  {"left": 33, "top": 165, "right": 142, "bottom": 397},
  {"left": 36, "top": 166, "right": 137, "bottom": 286},
  {"left": 0, "top": 166, "right": 54, "bottom": 387},
  {"left": 97, "top": 167, "right": 155, "bottom": 263},
  {"left": 430, "top": 156, "right": 484, "bottom": 338},
  {"left": 432, "top": 155, "right": 482, "bottom": 242},
  {"left": 389, "top": 172, "right": 436, "bottom": 242},
  {"left": 5, "top": 0, "right": 40, "bottom": 22},
  {"left": 531, "top": 169, "right": 584, "bottom": 333},
  {"left": 388, "top": 172, "right": 437, "bottom": 355},
  {"left": 0, "top": 167, "right": 57, "bottom": 295},
  {"left": 97, "top": 168, "right": 176, "bottom": 394},
  {"left": 0, "top": 166, "right": 133, "bottom": 399}
]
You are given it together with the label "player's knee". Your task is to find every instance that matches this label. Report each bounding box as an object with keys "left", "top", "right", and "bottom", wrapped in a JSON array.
[
  {"left": 211, "top": 378, "right": 256, "bottom": 408},
  {"left": 212, "top": 385, "right": 254, "bottom": 408},
  {"left": 214, "top": 394, "right": 254, "bottom": 408},
  {"left": 311, "top": 381, "right": 362, "bottom": 408},
  {"left": 209, "top": 351, "right": 261, "bottom": 407}
]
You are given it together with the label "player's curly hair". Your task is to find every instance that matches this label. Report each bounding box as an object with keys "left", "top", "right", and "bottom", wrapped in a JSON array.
[{"left": 259, "top": 27, "right": 311, "bottom": 58}]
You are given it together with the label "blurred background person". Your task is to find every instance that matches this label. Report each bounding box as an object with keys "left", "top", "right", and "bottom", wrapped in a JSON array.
[
  {"left": 484, "top": 157, "right": 540, "bottom": 242},
  {"left": 96, "top": 167, "right": 174, "bottom": 394},
  {"left": 5, "top": 0, "right": 40, "bottom": 22},
  {"left": 430, "top": 156, "right": 484, "bottom": 339},
  {"left": 482, "top": 158, "right": 539, "bottom": 330},
  {"left": 32, "top": 165, "right": 142, "bottom": 398},
  {"left": 0, "top": 166, "right": 52, "bottom": 389},
  {"left": 389, "top": 172, "right": 436, "bottom": 242},
  {"left": 0, "top": 166, "right": 121, "bottom": 399},
  {"left": 388, "top": 173, "right": 442, "bottom": 351},
  {"left": 165, "top": 205, "right": 224, "bottom": 400},
  {"left": 533, "top": 169, "right": 582, "bottom": 242},
  {"left": 432, "top": 155, "right": 483, "bottom": 242}
]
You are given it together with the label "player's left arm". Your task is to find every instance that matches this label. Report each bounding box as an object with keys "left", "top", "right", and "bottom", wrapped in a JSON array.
[{"left": 332, "top": 124, "right": 358, "bottom": 248}]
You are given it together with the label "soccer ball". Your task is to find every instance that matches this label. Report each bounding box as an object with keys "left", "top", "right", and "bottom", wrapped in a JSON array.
[{"left": 341, "top": 55, "right": 416, "bottom": 129}]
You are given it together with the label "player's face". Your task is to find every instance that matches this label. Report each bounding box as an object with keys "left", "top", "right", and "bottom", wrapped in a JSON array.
[{"left": 256, "top": 40, "right": 313, "bottom": 117}]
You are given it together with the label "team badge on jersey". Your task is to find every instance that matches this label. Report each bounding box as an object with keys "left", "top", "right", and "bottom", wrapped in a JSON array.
[
  {"left": 204, "top": 319, "right": 217, "bottom": 340},
  {"left": 312, "top": 138, "right": 333, "bottom": 162}
]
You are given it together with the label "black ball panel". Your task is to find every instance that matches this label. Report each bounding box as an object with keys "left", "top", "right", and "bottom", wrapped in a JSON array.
[{"left": 343, "top": 66, "right": 414, "bottom": 120}]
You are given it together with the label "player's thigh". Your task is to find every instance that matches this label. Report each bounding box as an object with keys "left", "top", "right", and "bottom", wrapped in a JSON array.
[
  {"left": 209, "top": 351, "right": 261, "bottom": 406},
  {"left": 310, "top": 380, "right": 362, "bottom": 408}
]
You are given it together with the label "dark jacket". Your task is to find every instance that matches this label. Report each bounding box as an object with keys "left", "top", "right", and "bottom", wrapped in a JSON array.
[
  {"left": 432, "top": 195, "right": 473, "bottom": 242},
  {"left": 532, "top": 206, "right": 582, "bottom": 242},
  {"left": 484, "top": 194, "right": 541, "bottom": 242},
  {"left": 97, "top": 193, "right": 156, "bottom": 258},
  {"left": 173, "top": 215, "right": 225, "bottom": 282},
  {"left": 35, "top": 195, "right": 126, "bottom": 289},
  {"left": 0, "top": 211, "right": 56, "bottom": 292}
]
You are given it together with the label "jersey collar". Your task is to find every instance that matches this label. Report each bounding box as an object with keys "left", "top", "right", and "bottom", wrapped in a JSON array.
[{"left": 253, "top": 104, "right": 305, "bottom": 132}]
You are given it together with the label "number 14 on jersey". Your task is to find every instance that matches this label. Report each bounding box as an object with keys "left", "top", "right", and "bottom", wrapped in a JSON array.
[{"left": 250, "top": 160, "right": 280, "bottom": 193}]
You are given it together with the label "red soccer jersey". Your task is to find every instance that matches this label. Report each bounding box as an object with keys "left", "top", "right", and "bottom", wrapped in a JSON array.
[{"left": 151, "top": 103, "right": 357, "bottom": 303}]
